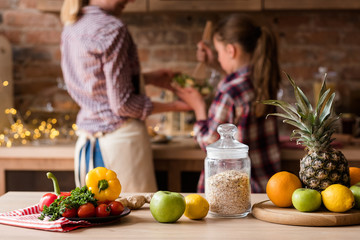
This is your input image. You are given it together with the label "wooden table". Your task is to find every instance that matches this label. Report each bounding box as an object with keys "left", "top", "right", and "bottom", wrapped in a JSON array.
[{"left": 0, "top": 192, "right": 359, "bottom": 239}]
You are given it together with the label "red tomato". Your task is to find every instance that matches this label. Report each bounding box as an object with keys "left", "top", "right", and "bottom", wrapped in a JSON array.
[
  {"left": 62, "top": 207, "right": 77, "bottom": 218},
  {"left": 96, "top": 204, "right": 111, "bottom": 217},
  {"left": 108, "top": 201, "right": 124, "bottom": 216},
  {"left": 77, "top": 203, "right": 96, "bottom": 218}
]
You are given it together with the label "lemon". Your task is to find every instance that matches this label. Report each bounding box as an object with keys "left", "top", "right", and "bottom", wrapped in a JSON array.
[
  {"left": 321, "top": 184, "right": 355, "bottom": 212},
  {"left": 184, "top": 194, "right": 209, "bottom": 220}
]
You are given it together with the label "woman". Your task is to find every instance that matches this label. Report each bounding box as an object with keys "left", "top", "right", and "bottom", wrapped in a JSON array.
[
  {"left": 175, "top": 15, "right": 281, "bottom": 193},
  {"left": 60, "top": 0, "right": 190, "bottom": 192}
]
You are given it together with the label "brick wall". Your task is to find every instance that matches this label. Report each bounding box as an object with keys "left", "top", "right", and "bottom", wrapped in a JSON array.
[{"left": 1, "top": 0, "right": 360, "bottom": 120}]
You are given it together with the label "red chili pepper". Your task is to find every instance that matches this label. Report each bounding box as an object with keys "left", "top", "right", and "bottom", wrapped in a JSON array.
[
  {"left": 60, "top": 192, "right": 71, "bottom": 198},
  {"left": 39, "top": 172, "right": 71, "bottom": 211}
]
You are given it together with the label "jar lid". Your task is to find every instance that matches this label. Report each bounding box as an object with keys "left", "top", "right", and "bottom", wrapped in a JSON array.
[{"left": 206, "top": 123, "right": 249, "bottom": 159}]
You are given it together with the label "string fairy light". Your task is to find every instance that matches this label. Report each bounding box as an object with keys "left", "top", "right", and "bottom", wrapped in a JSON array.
[
  {"left": 0, "top": 108, "right": 77, "bottom": 147},
  {"left": 0, "top": 78, "right": 78, "bottom": 147}
]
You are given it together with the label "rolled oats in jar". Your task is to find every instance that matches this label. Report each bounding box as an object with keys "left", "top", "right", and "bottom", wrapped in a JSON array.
[{"left": 205, "top": 124, "right": 251, "bottom": 218}]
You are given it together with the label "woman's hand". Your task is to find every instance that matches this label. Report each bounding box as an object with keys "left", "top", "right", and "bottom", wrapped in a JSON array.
[
  {"left": 143, "top": 69, "right": 178, "bottom": 91},
  {"left": 172, "top": 100, "right": 193, "bottom": 112},
  {"left": 151, "top": 100, "right": 192, "bottom": 115},
  {"left": 174, "top": 85, "right": 207, "bottom": 121}
]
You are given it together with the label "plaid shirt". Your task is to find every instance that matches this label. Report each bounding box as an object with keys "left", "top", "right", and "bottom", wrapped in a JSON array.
[
  {"left": 61, "top": 6, "right": 152, "bottom": 134},
  {"left": 195, "top": 66, "right": 281, "bottom": 193}
]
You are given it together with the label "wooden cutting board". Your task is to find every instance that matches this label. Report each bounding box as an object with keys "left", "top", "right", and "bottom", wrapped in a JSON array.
[{"left": 252, "top": 200, "right": 360, "bottom": 226}]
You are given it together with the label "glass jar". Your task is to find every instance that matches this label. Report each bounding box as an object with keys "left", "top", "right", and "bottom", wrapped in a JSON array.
[{"left": 205, "top": 123, "right": 251, "bottom": 218}]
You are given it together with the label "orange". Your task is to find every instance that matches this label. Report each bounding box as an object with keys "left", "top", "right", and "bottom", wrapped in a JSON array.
[
  {"left": 266, "top": 171, "right": 302, "bottom": 207},
  {"left": 349, "top": 167, "right": 360, "bottom": 186}
]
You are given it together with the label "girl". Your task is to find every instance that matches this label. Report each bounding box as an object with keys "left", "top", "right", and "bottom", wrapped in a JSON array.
[
  {"left": 175, "top": 14, "right": 281, "bottom": 193},
  {"left": 60, "top": 0, "right": 190, "bottom": 192}
]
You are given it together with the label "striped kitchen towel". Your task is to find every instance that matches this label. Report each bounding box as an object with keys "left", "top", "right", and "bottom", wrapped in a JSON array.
[{"left": 0, "top": 204, "right": 93, "bottom": 232}]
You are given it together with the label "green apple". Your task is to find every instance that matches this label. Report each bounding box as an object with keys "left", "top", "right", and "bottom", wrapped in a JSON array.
[
  {"left": 150, "top": 191, "right": 186, "bottom": 223},
  {"left": 292, "top": 188, "right": 322, "bottom": 212},
  {"left": 350, "top": 183, "right": 360, "bottom": 209}
]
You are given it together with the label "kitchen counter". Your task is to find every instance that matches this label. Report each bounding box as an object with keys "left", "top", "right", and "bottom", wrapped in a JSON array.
[
  {"left": 1, "top": 137, "right": 360, "bottom": 195},
  {"left": 0, "top": 191, "right": 359, "bottom": 239},
  {"left": 0, "top": 137, "right": 205, "bottom": 195}
]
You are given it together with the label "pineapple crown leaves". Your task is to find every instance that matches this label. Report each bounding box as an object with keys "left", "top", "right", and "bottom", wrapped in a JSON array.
[{"left": 262, "top": 72, "right": 339, "bottom": 152}]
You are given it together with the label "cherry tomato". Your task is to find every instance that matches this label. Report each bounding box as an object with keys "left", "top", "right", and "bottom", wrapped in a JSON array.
[
  {"left": 108, "top": 201, "right": 124, "bottom": 216},
  {"left": 97, "top": 200, "right": 111, "bottom": 205},
  {"left": 77, "top": 203, "right": 96, "bottom": 218},
  {"left": 62, "top": 207, "right": 77, "bottom": 218},
  {"left": 96, "top": 203, "right": 111, "bottom": 217}
]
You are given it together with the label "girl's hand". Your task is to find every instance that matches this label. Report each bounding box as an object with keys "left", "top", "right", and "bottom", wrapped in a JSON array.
[
  {"left": 143, "top": 69, "right": 179, "bottom": 91},
  {"left": 197, "top": 41, "right": 214, "bottom": 64},
  {"left": 196, "top": 41, "right": 225, "bottom": 74},
  {"left": 174, "top": 84, "right": 207, "bottom": 120}
]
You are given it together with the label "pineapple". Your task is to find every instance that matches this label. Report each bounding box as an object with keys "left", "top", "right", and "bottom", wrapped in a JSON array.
[{"left": 263, "top": 73, "right": 350, "bottom": 191}]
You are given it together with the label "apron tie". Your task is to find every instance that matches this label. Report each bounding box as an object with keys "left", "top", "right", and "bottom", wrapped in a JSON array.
[{"left": 75, "top": 131, "right": 105, "bottom": 187}]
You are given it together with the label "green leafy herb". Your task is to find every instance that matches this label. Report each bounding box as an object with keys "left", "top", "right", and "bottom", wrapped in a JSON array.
[
  {"left": 39, "top": 186, "right": 98, "bottom": 221},
  {"left": 172, "top": 74, "right": 213, "bottom": 96},
  {"left": 173, "top": 74, "right": 196, "bottom": 88}
]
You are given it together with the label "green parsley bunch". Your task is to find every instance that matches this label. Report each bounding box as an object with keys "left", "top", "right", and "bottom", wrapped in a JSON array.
[{"left": 39, "top": 186, "right": 98, "bottom": 221}]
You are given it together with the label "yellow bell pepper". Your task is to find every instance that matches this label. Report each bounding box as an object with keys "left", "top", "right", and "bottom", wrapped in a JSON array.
[{"left": 85, "top": 167, "right": 122, "bottom": 202}]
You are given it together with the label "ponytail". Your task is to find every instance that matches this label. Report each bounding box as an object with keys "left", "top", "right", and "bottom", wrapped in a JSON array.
[
  {"left": 212, "top": 15, "right": 280, "bottom": 118},
  {"left": 251, "top": 26, "right": 280, "bottom": 117},
  {"left": 61, "top": 0, "right": 89, "bottom": 25}
]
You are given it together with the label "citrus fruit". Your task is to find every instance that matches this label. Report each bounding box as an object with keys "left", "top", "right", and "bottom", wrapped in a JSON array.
[
  {"left": 349, "top": 167, "right": 360, "bottom": 186},
  {"left": 184, "top": 194, "right": 209, "bottom": 220},
  {"left": 321, "top": 184, "right": 355, "bottom": 212},
  {"left": 266, "top": 171, "right": 302, "bottom": 207}
]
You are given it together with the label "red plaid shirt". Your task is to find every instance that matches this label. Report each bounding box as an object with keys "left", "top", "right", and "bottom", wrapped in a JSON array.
[
  {"left": 61, "top": 6, "right": 152, "bottom": 134},
  {"left": 195, "top": 66, "right": 281, "bottom": 193}
]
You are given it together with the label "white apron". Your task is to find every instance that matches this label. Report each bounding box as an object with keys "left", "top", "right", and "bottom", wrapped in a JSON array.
[
  {"left": 74, "top": 119, "right": 157, "bottom": 192},
  {"left": 74, "top": 76, "right": 157, "bottom": 192}
]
